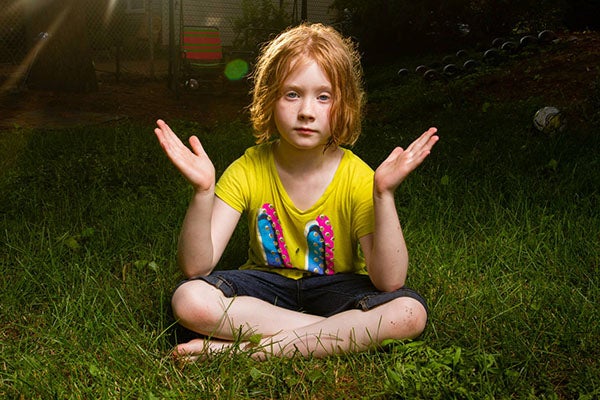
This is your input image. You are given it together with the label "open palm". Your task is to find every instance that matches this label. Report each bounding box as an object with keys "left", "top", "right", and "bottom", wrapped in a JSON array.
[
  {"left": 154, "top": 119, "right": 215, "bottom": 192},
  {"left": 374, "top": 127, "right": 439, "bottom": 195}
]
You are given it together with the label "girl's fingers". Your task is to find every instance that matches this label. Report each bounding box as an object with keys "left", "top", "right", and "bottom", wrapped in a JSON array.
[
  {"left": 155, "top": 119, "right": 193, "bottom": 158},
  {"left": 405, "top": 128, "right": 438, "bottom": 159},
  {"left": 188, "top": 135, "right": 206, "bottom": 157},
  {"left": 407, "top": 127, "right": 437, "bottom": 151}
]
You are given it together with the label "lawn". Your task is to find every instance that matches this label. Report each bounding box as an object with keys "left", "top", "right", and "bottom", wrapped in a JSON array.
[{"left": 1, "top": 45, "right": 599, "bottom": 398}]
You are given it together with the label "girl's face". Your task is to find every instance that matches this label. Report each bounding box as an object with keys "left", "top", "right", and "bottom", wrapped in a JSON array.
[{"left": 273, "top": 59, "right": 333, "bottom": 151}]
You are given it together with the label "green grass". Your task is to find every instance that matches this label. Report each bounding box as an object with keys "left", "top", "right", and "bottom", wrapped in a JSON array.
[{"left": 1, "top": 64, "right": 599, "bottom": 398}]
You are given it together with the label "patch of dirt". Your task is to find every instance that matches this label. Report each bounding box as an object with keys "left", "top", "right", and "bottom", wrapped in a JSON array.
[
  {"left": 0, "top": 31, "right": 598, "bottom": 130},
  {"left": 0, "top": 76, "right": 253, "bottom": 129},
  {"left": 468, "top": 31, "right": 600, "bottom": 108}
]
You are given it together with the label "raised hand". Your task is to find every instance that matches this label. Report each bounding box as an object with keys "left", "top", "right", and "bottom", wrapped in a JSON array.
[
  {"left": 374, "top": 127, "right": 439, "bottom": 196},
  {"left": 154, "top": 119, "right": 216, "bottom": 192}
]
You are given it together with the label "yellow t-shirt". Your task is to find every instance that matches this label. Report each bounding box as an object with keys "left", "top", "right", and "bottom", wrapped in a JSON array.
[{"left": 215, "top": 143, "right": 375, "bottom": 279}]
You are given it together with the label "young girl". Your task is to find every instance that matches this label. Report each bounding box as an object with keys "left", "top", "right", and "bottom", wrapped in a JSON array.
[{"left": 154, "top": 23, "right": 438, "bottom": 360}]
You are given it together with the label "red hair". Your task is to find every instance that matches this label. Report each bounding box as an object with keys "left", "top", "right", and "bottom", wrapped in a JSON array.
[{"left": 250, "top": 23, "right": 365, "bottom": 148}]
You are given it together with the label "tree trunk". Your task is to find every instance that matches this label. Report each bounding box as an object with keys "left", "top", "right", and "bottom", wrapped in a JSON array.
[{"left": 25, "top": 0, "right": 98, "bottom": 92}]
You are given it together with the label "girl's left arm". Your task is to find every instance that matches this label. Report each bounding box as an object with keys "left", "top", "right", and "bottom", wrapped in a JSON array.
[{"left": 361, "top": 128, "right": 438, "bottom": 292}]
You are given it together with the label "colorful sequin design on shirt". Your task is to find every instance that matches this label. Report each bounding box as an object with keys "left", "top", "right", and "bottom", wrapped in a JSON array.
[
  {"left": 257, "top": 203, "right": 335, "bottom": 274},
  {"left": 257, "top": 203, "right": 292, "bottom": 268},
  {"left": 305, "top": 215, "right": 335, "bottom": 275}
]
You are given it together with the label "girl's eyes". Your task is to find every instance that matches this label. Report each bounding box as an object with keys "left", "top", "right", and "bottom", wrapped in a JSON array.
[{"left": 284, "top": 92, "right": 331, "bottom": 101}]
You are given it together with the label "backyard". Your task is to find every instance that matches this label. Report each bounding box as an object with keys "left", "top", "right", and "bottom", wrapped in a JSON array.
[{"left": 0, "top": 30, "right": 599, "bottom": 398}]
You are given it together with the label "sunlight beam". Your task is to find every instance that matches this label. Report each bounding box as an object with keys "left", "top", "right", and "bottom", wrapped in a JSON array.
[
  {"left": 0, "top": 2, "right": 72, "bottom": 95},
  {"left": 104, "top": 0, "right": 119, "bottom": 26}
]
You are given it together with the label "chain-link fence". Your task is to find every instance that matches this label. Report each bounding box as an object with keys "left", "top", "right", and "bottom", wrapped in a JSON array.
[
  {"left": 0, "top": 0, "right": 167, "bottom": 86},
  {"left": 87, "top": 0, "right": 169, "bottom": 81},
  {"left": 0, "top": 0, "right": 338, "bottom": 90},
  {"left": 0, "top": 0, "right": 26, "bottom": 85}
]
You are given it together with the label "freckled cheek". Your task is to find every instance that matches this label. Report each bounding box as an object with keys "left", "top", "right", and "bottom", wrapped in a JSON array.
[
  {"left": 326, "top": 104, "right": 334, "bottom": 121},
  {"left": 273, "top": 105, "right": 291, "bottom": 131}
]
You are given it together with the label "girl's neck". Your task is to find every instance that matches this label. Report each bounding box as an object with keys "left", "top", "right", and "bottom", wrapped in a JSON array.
[
  {"left": 272, "top": 140, "right": 344, "bottom": 211},
  {"left": 272, "top": 140, "right": 341, "bottom": 175}
]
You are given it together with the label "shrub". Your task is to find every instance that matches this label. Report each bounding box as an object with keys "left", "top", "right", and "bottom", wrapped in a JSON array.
[{"left": 231, "top": 0, "right": 291, "bottom": 52}]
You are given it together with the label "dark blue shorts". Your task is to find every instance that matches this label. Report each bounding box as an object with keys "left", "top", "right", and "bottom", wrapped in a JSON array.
[{"left": 181, "top": 269, "right": 427, "bottom": 318}]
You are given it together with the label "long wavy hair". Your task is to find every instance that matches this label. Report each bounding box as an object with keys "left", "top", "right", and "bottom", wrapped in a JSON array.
[{"left": 249, "top": 23, "right": 365, "bottom": 148}]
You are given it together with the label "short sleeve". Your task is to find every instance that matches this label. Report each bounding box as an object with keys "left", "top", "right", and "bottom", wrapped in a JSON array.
[
  {"left": 349, "top": 158, "right": 375, "bottom": 239},
  {"left": 215, "top": 155, "right": 251, "bottom": 213}
]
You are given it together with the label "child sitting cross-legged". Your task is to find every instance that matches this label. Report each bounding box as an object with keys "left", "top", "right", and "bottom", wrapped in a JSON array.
[{"left": 154, "top": 23, "right": 439, "bottom": 360}]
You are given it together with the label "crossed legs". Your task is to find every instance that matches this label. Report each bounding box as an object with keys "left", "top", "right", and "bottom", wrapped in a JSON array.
[{"left": 171, "top": 279, "right": 427, "bottom": 360}]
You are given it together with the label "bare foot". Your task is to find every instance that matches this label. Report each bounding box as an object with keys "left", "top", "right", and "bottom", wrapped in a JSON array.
[{"left": 172, "top": 338, "right": 236, "bottom": 366}]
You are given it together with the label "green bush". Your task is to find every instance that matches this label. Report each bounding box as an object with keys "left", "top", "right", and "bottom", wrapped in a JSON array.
[{"left": 230, "top": 0, "right": 291, "bottom": 52}]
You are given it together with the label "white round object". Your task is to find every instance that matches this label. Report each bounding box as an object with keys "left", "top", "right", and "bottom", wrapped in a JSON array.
[
  {"left": 533, "top": 106, "right": 563, "bottom": 133},
  {"left": 186, "top": 79, "right": 199, "bottom": 90}
]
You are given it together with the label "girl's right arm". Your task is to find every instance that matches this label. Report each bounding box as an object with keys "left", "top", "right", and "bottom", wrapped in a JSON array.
[
  {"left": 177, "top": 194, "right": 240, "bottom": 278},
  {"left": 154, "top": 120, "right": 240, "bottom": 277}
]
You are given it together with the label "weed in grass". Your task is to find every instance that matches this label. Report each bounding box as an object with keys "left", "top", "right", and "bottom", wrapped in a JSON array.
[{"left": 382, "top": 340, "right": 515, "bottom": 399}]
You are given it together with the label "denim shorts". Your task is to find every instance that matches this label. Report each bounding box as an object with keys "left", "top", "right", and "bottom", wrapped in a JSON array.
[{"left": 181, "top": 269, "right": 427, "bottom": 318}]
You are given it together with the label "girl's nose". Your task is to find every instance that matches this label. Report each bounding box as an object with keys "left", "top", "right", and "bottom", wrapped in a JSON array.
[{"left": 298, "top": 99, "right": 315, "bottom": 121}]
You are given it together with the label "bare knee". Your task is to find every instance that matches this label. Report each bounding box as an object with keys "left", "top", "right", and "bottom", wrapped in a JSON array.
[
  {"left": 382, "top": 297, "right": 428, "bottom": 340},
  {"left": 171, "top": 280, "right": 227, "bottom": 331}
]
